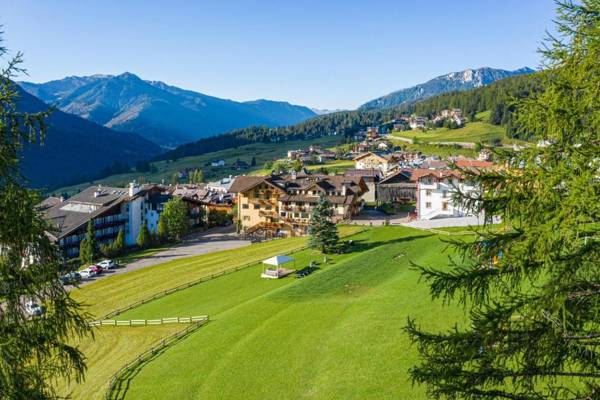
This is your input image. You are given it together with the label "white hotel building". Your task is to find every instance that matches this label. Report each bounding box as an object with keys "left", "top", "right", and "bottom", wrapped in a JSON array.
[{"left": 415, "top": 170, "right": 479, "bottom": 220}]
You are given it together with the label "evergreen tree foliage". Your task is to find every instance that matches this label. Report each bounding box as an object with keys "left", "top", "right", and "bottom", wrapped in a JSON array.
[
  {"left": 308, "top": 196, "right": 339, "bottom": 253},
  {"left": 250, "top": 156, "right": 256, "bottom": 166},
  {"left": 189, "top": 169, "right": 204, "bottom": 184},
  {"left": 170, "top": 172, "right": 179, "bottom": 185},
  {"left": 101, "top": 229, "right": 125, "bottom": 258},
  {"left": 79, "top": 238, "right": 89, "bottom": 264},
  {"left": 157, "top": 216, "right": 168, "bottom": 242},
  {"left": 406, "top": 2, "right": 600, "bottom": 398},
  {"left": 114, "top": 228, "right": 125, "bottom": 253},
  {"left": 207, "top": 209, "right": 229, "bottom": 228},
  {"left": 160, "top": 197, "right": 189, "bottom": 240},
  {"left": 80, "top": 221, "right": 96, "bottom": 265},
  {"left": 136, "top": 224, "right": 151, "bottom": 248},
  {"left": 0, "top": 35, "right": 89, "bottom": 398}
]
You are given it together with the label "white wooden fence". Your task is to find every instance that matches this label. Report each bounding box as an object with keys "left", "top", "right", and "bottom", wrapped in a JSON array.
[{"left": 90, "top": 315, "right": 207, "bottom": 327}]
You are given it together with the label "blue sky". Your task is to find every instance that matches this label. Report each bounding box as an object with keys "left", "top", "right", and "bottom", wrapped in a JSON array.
[{"left": 1, "top": 0, "right": 556, "bottom": 109}]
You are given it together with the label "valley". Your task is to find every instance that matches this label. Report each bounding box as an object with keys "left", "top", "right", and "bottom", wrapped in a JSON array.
[{"left": 3, "top": 2, "right": 596, "bottom": 400}]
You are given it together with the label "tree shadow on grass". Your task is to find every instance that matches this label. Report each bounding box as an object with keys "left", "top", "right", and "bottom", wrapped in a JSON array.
[{"left": 270, "top": 234, "right": 433, "bottom": 303}]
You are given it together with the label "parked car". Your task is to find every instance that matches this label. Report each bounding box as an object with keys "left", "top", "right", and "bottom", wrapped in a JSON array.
[
  {"left": 79, "top": 267, "right": 99, "bottom": 278},
  {"left": 97, "top": 259, "right": 116, "bottom": 270},
  {"left": 79, "top": 268, "right": 92, "bottom": 278},
  {"left": 89, "top": 265, "right": 103, "bottom": 274},
  {"left": 60, "top": 272, "right": 82, "bottom": 285},
  {"left": 25, "top": 300, "right": 44, "bottom": 316}
]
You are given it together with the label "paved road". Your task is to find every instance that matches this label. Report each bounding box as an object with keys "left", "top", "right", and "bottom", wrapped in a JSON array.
[
  {"left": 351, "top": 209, "right": 410, "bottom": 226},
  {"left": 401, "top": 215, "right": 486, "bottom": 229},
  {"left": 73, "top": 225, "right": 251, "bottom": 287}
]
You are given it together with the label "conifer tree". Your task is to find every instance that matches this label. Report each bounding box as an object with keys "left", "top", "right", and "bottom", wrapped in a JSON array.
[
  {"left": 114, "top": 228, "right": 125, "bottom": 254},
  {"left": 80, "top": 220, "right": 96, "bottom": 265},
  {"left": 136, "top": 224, "right": 151, "bottom": 248},
  {"left": 0, "top": 34, "right": 89, "bottom": 398},
  {"left": 406, "top": 2, "right": 600, "bottom": 398},
  {"left": 189, "top": 169, "right": 204, "bottom": 184},
  {"left": 157, "top": 216, "right": 168, "bottom": 242},
  {"left": 308, "top": 195, "right": 338, "bottom": 253}
]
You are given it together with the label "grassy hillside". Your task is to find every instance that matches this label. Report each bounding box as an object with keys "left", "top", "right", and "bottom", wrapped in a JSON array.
[
  {"left": 63, "top": 226, "right": 473, "bottom": 399},
  {"left": 52, "top": 136, "right": 342, "bottom": 196},
  {"left": 250, "top": 160, "right": 355, "bottom": 176},
  {"left": 391, "top": 112, "right": 506, "bottom": 144},
  {"left": 119, "top": 226, "right": 468, "bottom": 400},
  {"left": 394, "top": 121, "right": 505, "bottom": 143}
]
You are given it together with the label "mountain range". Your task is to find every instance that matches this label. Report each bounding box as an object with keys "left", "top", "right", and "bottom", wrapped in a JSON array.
[
  {"left": 360, "top": 67, "right": 535, "bottom": 110},
  {"left": 19, "top": 73, "right": 317, "bottom": 147},
  {"left": 15, "top": 86, "right": 161, "bottom": 189}
]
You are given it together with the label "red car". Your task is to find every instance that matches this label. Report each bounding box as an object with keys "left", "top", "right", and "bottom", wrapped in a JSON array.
[{"left": 89, "top": 265, "right": 103, "bottom": 274}]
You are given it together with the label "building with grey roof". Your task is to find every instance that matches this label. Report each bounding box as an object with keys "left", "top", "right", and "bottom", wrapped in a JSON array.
[{"left": 42, "top": 183, "right": 169, "bottom": 259}]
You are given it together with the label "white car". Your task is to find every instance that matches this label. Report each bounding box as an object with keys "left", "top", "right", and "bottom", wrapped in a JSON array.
[
  {"left": 25, "top": 300, "right": 44, "bottom": 316},
  {"left": 79, "top": 268, "right": 96, "bottom": 278},
  {"left": 97, "top": 259, "right": 116, "bottom": 270}
]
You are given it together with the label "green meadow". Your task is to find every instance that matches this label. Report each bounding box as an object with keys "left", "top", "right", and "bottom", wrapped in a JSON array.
[{"left": 65, "top": 226, "right": 473, "bottom": 399}]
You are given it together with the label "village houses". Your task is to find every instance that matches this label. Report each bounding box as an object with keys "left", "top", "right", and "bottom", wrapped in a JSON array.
[{"left": 354, "top": 152, "right": 399, "bottom": 174}]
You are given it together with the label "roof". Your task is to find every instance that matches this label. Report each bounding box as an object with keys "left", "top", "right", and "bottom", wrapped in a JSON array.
[
  {"left": 171, "top": 185, "right": 233, "bottom": 206},
  {"left": 379, "top": 169, "right": 415, "bottom": 185},
  {"left": 232, "top": 174, "right": 367, "bottom": 198},
  {"left": 229, "top": 176, "right": 283, "bottom": 194},
  {"left": 411, "top": 169, "right": 463, "bottom": 181},
  {"left": 353, "top": 152, "right": 385, "bottom": 162},
  {"left": 38, "top": 196, "right": 63, "bottom": 211},
  {"left": 43, "top": 185, "right": 133, "bottom": 239},
  {"left": 263, "top": 255, "right": 294, "bottom": 266},
  {"left": 454, "top": 159, "right": 494, "bottom": 168},
  {"left": 420, "top": 160, "right": 449, "bottom": 169},
  {"left": 344, "top": 168, "right": 382, "bottom": 179}
]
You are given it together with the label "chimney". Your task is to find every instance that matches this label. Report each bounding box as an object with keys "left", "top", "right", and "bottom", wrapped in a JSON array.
[
  {"left": 291, "top": 170, "right": 297, "bottom": 180},
  {"left": 342, "top": 184, "right": 347, "bottom": 196},
  {"left": 93, "top": 187, "right": 102, "bottom": 198},
  {"left": 129, "top": 181, "right": 140, "bottom": 197}
]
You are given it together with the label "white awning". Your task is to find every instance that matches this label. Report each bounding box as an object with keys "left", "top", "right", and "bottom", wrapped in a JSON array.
[{"left": 262, "top": 255, "right": 294, "bottom": 266}]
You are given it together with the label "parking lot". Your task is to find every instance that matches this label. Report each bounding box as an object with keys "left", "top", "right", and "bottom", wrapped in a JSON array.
[{"left": 70, "top": 225, "right": 251, "bottom": 287}]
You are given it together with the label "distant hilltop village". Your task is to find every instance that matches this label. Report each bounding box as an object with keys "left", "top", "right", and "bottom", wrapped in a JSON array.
[{"left": 386, "top": 109, "right": 465, "bottom": 132}]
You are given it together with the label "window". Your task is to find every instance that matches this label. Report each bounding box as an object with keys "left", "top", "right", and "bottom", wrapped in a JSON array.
[
  {"left": 265, "top": 205, "right": 272, "bottom": 210},
  {"left": 442, "top": 202, "right": 448, "bottom": 211},
  {"left": 442, "top": 190, "right": 448, "bottom": 198},
  {"left": 242, "top": 204, "right": 249, "bottom": 209},
  {"left": 253, "top": 204, "right": 260, "bottom": 210},
  {"left": 425, "top": 190, "right": 432, "bottom": 196},
  {"left": 425, "top": 202, "right": 432, "bottom": 209},
  {"left": 243, "top": 216, "right": 250, "bottom": 221}
]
